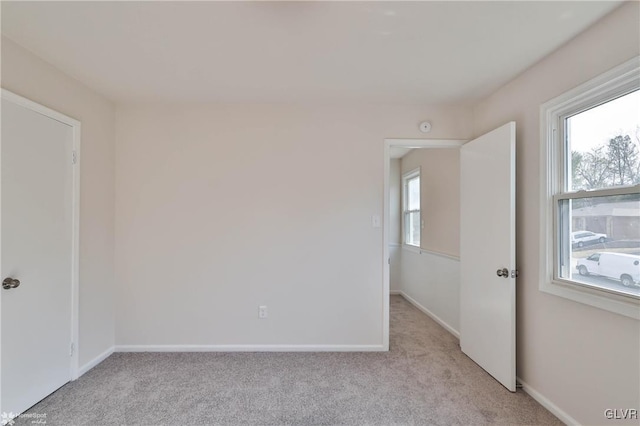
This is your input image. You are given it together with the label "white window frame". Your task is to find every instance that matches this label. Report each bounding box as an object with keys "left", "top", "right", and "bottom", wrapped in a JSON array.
[
  {"left": 402, "top": 168, "right": 421, "bottom": 250},
  {"left": 540, "top": 56, "right": 640, "bottom": 320}
]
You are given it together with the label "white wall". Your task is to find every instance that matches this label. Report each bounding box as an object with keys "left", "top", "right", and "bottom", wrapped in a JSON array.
[
  {"left": 473, "top": 3, "right": 640, "bottom": 424},
  {"left": 114, "top": 104, "right": 472, "bottom": 348},
  {"left": 389, "top": 158, "right": 401, "bottom": 293},
  {"left": 1, "top": 37, "right": 116, "bottom": 367},
  {"left": 399, "top": 250, "right": 460, "bottom": 336},
  {"left": 397, "top": 148, "right": 461, "bottom": 335},
  {"left": 389, "top": 159, "right": 402, "bottom": 246},
  {"left": 401, "top": 148, "right": 460, "bottom": 257}
]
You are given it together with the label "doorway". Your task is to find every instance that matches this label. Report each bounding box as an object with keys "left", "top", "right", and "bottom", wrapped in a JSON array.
[
  {"left": 383, "top": 123, "right": 516, "bottom": 392},
  {"left": 382, "top": 138, "right": 465, "bottom": 350}
]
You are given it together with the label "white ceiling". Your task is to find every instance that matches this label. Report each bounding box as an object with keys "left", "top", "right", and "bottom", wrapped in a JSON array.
[{"left": 1, "top": 1, "right": 621, "bottom": 104}]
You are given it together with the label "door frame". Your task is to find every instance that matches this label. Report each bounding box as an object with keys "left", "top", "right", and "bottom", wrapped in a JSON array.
[
  {"left": 382, "top": 138, "right": 466, "bottom": 349},
  {"left": 1, "top": 89, "right": 81, "bottom": 384}
]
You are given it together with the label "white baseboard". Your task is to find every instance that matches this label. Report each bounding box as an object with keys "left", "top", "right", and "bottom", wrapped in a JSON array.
[
  {"left": 398, "top": 291, "right": 460, "bottom": 339},
  {"left": 78, "top": 346, "right": 114, "bottom": 377},
  {"left": 517, "top": 377, "right": 578, "bottom": 425},
  {"left": 114, "top": 344, "right": 385, "bottom": 352}
]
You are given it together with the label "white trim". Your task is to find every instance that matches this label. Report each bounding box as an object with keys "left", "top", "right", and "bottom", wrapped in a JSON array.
[
  {"left": 0, "top": 89, "right": 82, "bottom": 380},
  {"left": 398, "top": 291, "right": 460, "bottom": 339},
  {"left": 419, "top": 248, "right": 460, "bottom": 261},
  {"left": 1, "top": 89, "right": 82, "bottom": 128},
  {"left": 383, "top": 142, "right": 391, "bottom": 351},
  {"left": 70, "top": 118, "right": 81, "bottom": 381},
  {"left": 383, "top": 138, "right": 466, "bottom": 354},
  {"left": 385, "top": 139, "right": 467, "bottom": 148},
  {"left": 402, "top": 168, "right": 420, "bottom": 180},
  {"left": 78, "top": 347, "right": 114, "bottom": 377},
  {"left": 539, "top": 56, "right": 640, "bottom": 320},
  {"left": 554, "top": 184, "right": 640, "bottom": 201},
  {"left": 401, "top": 244, "right": 421, "bottom": 254},
  {"left": 517, "top": 377, "right": 580, "bottom": 425},
  {"left": 538, "top": 280, "right": 639, "bottom": 319},
  {"left": 115, "top": 345, "right": 385, "bottom": 352}
]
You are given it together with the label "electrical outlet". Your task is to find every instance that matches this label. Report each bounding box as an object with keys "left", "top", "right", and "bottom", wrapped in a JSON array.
[{"left": 259, "top": 305, "right": 268, "bottom": 319}]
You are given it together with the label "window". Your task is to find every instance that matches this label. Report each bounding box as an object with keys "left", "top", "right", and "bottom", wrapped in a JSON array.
[
  {"left": 541, "top": 57, "right": 640, "bottom": 319},
  {"left": 403, "top": 169, "right": 420, "bottom": 247},
  {"left": 586, "top": 253, "right": 600, "bottom": 262}
]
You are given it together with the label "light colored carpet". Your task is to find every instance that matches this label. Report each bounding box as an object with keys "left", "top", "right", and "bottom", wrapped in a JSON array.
[{"left": 17, "top": 296, "right": 561, "bottom": 425}]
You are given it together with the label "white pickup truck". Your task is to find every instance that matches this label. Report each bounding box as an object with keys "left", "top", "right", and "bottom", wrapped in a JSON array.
[{"left": 576, "top": 252, "right": 640, "bottom": 287}]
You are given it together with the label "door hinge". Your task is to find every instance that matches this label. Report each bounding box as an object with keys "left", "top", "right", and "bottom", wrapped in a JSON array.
[
  {"left": 72, "top": 150, "right": 78, "bottom": 165},
  {"left": 70, "top": 342, "right": 75, "bottom": 357}
]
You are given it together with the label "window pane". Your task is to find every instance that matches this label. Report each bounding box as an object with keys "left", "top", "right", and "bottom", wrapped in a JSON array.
[
  {"left": 567, "top": 90, "right": 640, "bottom": 191},
  {"left": 558, "top": 193, "right": 640, "bottom": 297},
  {"left": 405, "top": 211, "right": 420, "bottom": 246},
  {"left": 407, "top": 176, "right": 420, "bottom": 210}
]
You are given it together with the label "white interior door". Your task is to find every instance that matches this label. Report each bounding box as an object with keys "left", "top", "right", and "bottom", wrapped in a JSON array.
[
  {"left": 1, "top": 96, "right": 74, "bottom": 414},
  {"left": 460, "top": 121, "right": 516, "bottom": 392}
]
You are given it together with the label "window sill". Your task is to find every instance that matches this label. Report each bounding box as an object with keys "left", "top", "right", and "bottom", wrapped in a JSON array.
[
  {"left": 402, "top": 244, "right": 421, "bottom": 254},
  {"left": 540, "top": 278, "right": 640, "bottom": 320}
]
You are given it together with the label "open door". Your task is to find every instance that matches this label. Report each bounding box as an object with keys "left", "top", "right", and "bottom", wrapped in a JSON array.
[{"left": 460, "top": 122, "right": 516, "bottom": 392}]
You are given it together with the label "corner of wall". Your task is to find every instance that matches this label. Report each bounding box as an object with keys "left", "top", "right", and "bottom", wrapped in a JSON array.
[{"left": 2, "top": 37, "right": 118, "bottom": 369}]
